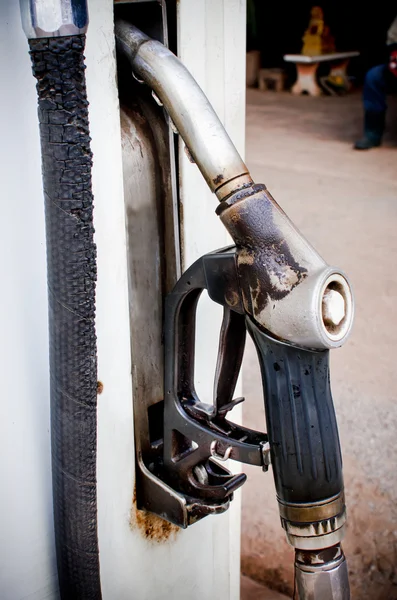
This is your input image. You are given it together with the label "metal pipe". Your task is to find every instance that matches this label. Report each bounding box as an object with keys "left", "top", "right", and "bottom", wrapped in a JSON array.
[
  {"left": 115, "top": 19, "right": 253, "bottom": 200},
  {"left": 295, "top": 546, "right": 350, "bottom": 600}
]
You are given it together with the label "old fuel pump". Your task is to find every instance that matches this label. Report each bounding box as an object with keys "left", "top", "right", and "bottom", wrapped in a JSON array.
[
  {"left": 116, "top": 20, "right": 354, "bottom": 600},
  {"left": 20, "top": 0, "right": 354, "bottom": 595}
]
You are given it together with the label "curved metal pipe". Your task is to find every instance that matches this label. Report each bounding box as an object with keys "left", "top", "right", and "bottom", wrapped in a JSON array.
[{"left": 115, "top": 20, "right": 253, "bottom": 200}]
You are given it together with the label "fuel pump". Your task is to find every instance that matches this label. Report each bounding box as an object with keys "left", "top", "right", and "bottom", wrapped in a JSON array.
[
  {"left": 116, "top": 20, "right": 354, "bottom": 600},
  {"left": 21, "top": 1, "right": 354, "bottom": 598}
]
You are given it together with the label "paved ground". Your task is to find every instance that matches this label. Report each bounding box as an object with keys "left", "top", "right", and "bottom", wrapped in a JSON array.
[
  {"left": 241, "top": 575, "right": 289, "bottom": 600},
  {"left": 241, "top": 89, "right": 397, "bottom": 600}
]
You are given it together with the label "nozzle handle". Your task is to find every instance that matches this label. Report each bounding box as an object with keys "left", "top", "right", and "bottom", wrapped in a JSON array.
[{"left": 247, "top": 319, "right": 344, "bottom": 505}]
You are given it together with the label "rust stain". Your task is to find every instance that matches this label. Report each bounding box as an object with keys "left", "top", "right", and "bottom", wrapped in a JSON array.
[
  {"left": 131, "top": 488, "right": 179, "bottom": 543},
  {"left": 230, "top": 212, "right": 241, "bottom": 224},
  {"left": 213, "top": 173, "right": 224, "bottom": 185},
  {"left": 179, "top": 198, "right": 185, "bottom": 273},
  {"left": 97, "top": 381, "right": 104, "bottom": 394},
  {"left": 238, "top": 250, "right": 254, "bottom": 265},
  {"left": 225, "top": 290, "right": 240, "bottom": 308},
  {"left": 184, "top": 145, "right": 195, "bottom": 163}
]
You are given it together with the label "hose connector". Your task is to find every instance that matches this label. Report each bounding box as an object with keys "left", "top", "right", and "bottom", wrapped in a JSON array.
[
  {"left": 295, "top": 545, "right": 350, "bottom": 599},
  {"left": 20, "top": 0, "right": 88, "bottom": 39}
]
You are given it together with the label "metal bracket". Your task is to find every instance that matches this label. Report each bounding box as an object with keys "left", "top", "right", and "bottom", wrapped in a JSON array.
[{"left": 137, "top": 248, "right": 269, "bottom": 528}]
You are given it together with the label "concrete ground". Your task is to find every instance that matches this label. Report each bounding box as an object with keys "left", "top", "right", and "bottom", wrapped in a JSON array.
[{"left": 241, "top": 89, "right": 397, "bottom": 600}]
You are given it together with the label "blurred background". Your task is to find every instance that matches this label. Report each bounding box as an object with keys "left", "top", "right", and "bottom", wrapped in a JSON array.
[
  {"left": 246, "top": 1, "right": 396, "bottom": 82},
  {"left": 241, "top": 3, "right": 397, "bottom": 600}
]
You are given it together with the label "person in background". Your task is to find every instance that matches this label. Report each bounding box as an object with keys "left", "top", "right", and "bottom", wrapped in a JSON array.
[{"left": 354, "top": 15, "right": 397, "bottom": 150}]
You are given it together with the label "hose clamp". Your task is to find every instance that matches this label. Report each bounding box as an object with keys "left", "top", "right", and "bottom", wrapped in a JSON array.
[
  {"left": 279, "top": 493, "right": 347, "bottom": 551},
  {"left": 20, "top": 0, "right": 88, "bottom": 39}
]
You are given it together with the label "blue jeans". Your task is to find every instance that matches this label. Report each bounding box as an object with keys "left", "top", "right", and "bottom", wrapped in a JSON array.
[{"left": 363, "top": 64, "right": 396, "bottom": 113}]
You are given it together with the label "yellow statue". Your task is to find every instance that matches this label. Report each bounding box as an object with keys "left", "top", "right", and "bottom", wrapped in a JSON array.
[{"left": 302, "top": 6, "right": 335, "bottom": 56}]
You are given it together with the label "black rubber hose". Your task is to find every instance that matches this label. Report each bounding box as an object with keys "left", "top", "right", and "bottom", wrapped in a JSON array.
[{"left": 29, "top": 36, "right": 101, "bottom": 599}]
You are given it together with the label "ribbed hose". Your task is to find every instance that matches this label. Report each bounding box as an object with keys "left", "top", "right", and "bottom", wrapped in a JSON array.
[{"left": 29, "top": 36, "right": 101, "bottom": 598}]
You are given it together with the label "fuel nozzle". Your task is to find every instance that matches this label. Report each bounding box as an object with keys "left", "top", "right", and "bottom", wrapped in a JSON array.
[
  {"left": 115, "top": 21, "right": 354, "bottom": 599},
  {"left": 218, "top": 184, "right": 353, "bottom": 600},
  {"left": 295, "top": 545, "right": 350, "bottom": 600}
]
